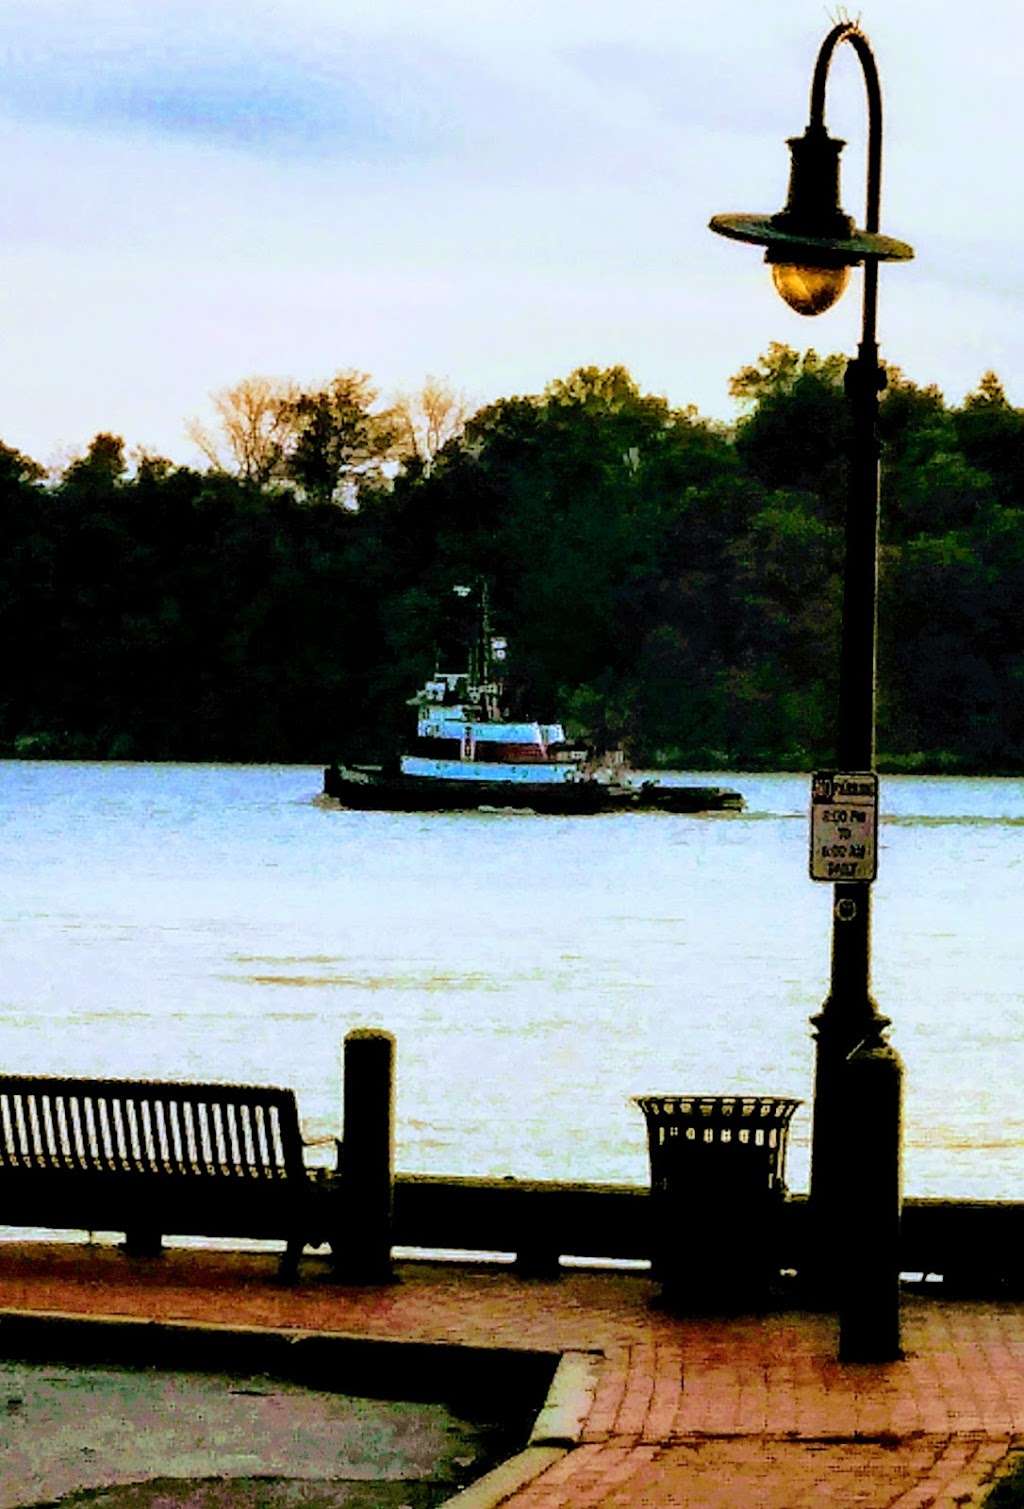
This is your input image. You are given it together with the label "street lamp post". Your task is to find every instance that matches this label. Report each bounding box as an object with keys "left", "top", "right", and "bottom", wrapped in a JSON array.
[{"left": 709, "top": 23, "right": 914, "bottom": 1356}]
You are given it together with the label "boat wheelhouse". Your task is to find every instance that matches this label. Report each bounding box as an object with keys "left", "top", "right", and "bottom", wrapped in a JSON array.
[{"left": 401, "top": 670, "right": 592, "bottom": 786}]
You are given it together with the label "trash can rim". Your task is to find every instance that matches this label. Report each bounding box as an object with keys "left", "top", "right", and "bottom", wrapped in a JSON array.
[
  {"left": 631, "top": 1093, "right": 803, "bottom": 1103},
  {"left": 631, "top": 1093, "right": 803, "bottom": 1119}
]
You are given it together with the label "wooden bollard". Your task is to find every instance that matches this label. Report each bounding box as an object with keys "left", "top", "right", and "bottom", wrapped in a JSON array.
[
  {"left": 837, "top": 1039, "right": 904, "bottom": 1362},
  {"left": 337, "top": 1029, "right": 395, "bottom": 1284}
]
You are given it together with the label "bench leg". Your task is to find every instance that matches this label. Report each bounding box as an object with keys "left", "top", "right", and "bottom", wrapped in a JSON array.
[
  {"left": 278, "top": 1236, "right": 304, "bottom": 1282},
  {"left": 124, "top": 1229, "right": 163, "bottom": 1259},
  {"left": 514, "top": 1245, "right": 562, "bottom": 1279}
]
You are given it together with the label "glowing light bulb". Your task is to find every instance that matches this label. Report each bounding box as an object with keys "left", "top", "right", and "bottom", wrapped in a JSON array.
[{"left": 770, "top": 262, "right": 851, "bottom": 316}]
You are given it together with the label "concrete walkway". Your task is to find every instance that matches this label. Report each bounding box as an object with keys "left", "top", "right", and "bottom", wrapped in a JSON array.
[{"left": 0, "top": 1243, "right": 1022, "bottom": 1507}]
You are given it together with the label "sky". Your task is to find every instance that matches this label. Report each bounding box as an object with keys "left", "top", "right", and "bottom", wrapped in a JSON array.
[{"left": 2, "top": 0, "right": 1023, "bottom": 468}]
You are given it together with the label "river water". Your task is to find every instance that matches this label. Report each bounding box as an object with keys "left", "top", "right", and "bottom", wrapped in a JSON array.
[{"left": 2, "top": 762, "right": 1023, "bottom": 1206}]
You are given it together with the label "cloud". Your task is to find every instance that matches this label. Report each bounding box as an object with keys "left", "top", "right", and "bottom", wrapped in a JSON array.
[
  {"left": 2, "top": 5, "right": 450, "bottom": 159},
  {"left": 0, "top": 0, "right": 801, "bottom": 167}
]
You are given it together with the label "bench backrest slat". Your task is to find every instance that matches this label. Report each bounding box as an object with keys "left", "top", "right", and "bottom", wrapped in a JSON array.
[
  {"left": 69, "top": 1095, "right": 90, "bottom": 1171},
  {"left": 0, "top": 1075, "right": 304, "bottom": 1180},
  {"left": 250, "top": 1104, "right": 272, "bottom": 1176},
  {"left": 3, "top": 1094, "right": 24, "bottom": 1165}
]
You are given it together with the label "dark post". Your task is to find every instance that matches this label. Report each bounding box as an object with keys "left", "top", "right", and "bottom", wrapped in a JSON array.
[
  {"left": 808, "top": 311, "right": 904, "bottom": 1362},
  {"left": 803, "top": 37, "right": 903, "bottom": 1360},
  {"left": 803, "top": 347, "right": 904, "bottom": 1361},
  {"left": 708, "top": 20, "right": 913, "bottom": 1361},
  {"left": 809, "top": 320, "right": 892, "bottom": 1228},
  {"left": 837, "top": 1039, "right": 904, "bottom": 1360},
  {"left": 338, "top": 1028, "right": 395, "bottom": 1283}
]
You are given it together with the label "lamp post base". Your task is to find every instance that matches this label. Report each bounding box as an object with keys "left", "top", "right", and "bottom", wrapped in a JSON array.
[{"left": 836, "top": 1039, "right": 904, "bottom": 1361}]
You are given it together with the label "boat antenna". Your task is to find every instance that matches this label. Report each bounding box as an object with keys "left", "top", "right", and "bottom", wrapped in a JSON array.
[{"left": 479, "top": 579, "right": 492, "bottom": 692}]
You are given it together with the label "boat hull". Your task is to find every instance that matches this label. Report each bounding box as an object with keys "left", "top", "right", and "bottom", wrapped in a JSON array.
[
  {"left": 323, "top": 766, "right": 609, "bottom": 814},
  {"left": 323, "top": 766, "right": 744, "bottom": 814},
  {"left": 609, "top": 783, "right": 746, "bottom": 814}
]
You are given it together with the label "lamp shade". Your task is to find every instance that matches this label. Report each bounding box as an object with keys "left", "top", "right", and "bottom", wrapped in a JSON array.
[
  {"left": 709, "top": 124, "right": 913, "bottom": 314},
  {"left": 709, "top": 211, "right": 914, "bottom": 267}
]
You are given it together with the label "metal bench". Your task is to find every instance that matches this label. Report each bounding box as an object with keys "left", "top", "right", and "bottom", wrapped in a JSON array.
[{"left": 0, "top": 1073, "right": 337, "bottom": 1279}]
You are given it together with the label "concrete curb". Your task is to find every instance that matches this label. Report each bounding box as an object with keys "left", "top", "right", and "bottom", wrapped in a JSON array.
[
  {"left": 0, "top": 1309, "right": 555, "bottom": 1395},
  {"left": 441, "top": 1348, "right": 603, "bottom": 1507},
  {"left": 528, "top": 1349, "right": 603, "bottom": 1447},
  {"left": 439, "top": 1445, "right": 568, "bottom": 1508}
]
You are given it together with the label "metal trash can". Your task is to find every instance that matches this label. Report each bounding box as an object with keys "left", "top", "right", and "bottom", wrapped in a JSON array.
[{"left": 633, "top": 1094, "right": 801, "bottom": 1309}]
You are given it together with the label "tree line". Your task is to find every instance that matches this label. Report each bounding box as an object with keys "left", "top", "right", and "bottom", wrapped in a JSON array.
[{"left": 2, "top": 347, "right": 1022, "bottom": 772}]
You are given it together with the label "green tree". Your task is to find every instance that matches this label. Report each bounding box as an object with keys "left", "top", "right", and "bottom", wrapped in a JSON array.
[
  {"left": 0, "top": 439, "right": 50, "bottom": 753},
  {"left": 379, "top": 365, "right": 742, "bottom": 757},
  {"left": 951, "top": 371, "right": 1024, "bottom": 507},
  {"left": 61, "top": 433, "right": 127, "bottom": 491},
  {"left": 0, "top": 440, "right": 45, "bottom": 489},
  {"left": 878, "top": 368, "right": 953, "bottom": 541},
  {"left": 282, "top": 371, "right": 400, "bottom": 506},
  {"left": 729, "top": 344, "right": 850, "bottom": 523},
  {"left": 7, "top": 350, "right": 1024, "bottom": 775}
]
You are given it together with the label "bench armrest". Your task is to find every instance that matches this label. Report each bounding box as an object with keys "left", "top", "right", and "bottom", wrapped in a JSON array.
[{"left": 300, "top": 1134, "right": 344, "bottom": 1176}]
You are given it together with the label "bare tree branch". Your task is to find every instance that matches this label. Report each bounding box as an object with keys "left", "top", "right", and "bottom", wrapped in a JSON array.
[
  {"left": 186, "top": 376, "right": 300, "bottom": 484},
  {"left": 391, "top": 376, "right": 469, "bottom": 470}
]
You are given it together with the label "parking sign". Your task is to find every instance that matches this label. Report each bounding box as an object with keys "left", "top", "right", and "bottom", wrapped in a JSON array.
[{"left": 809, "top": 771, "right": 878, "bottom": 882}]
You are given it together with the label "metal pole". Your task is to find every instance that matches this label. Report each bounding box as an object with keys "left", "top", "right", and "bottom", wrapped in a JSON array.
[
  {"left": 809, "top": 307, "right": 889, "bottom": 1211},
  {"left": 803, "top": 32, "right": 904, "bottom": 1355}
]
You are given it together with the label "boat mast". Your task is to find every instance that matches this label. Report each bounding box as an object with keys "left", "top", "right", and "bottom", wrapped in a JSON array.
[
  {"left": 481, "top": 581, "right": 506, "bottom": 721},
  {"left": 459, "top": 579, "right": 501, "bottom": 721}
]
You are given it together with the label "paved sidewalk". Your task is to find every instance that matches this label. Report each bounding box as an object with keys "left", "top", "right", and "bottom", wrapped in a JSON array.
[{"left": 0, "top": 1243, "right": 1022, "bottom": 1507}]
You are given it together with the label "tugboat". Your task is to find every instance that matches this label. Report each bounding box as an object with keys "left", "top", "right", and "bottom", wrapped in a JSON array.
[{"left": 323, "top": 586, "right": 743, "bottom": 815}]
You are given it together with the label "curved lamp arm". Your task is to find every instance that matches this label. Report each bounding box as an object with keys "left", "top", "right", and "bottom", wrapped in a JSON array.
[
  {"left": 809, "top": 23, "right": 882, "bottom": 234},
  {"left": 808, "top": 23, "right": 884, "bottom": 344}
]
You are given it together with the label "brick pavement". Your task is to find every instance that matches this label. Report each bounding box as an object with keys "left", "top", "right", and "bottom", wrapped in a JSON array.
[{"left": 0, "top": 1242, "right": 1022, "bottom": 1507}]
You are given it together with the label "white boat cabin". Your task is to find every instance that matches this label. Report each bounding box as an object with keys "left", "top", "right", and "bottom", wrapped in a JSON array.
[{"left": 401, "top": 673, "right": 589, "bottom": 784}]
